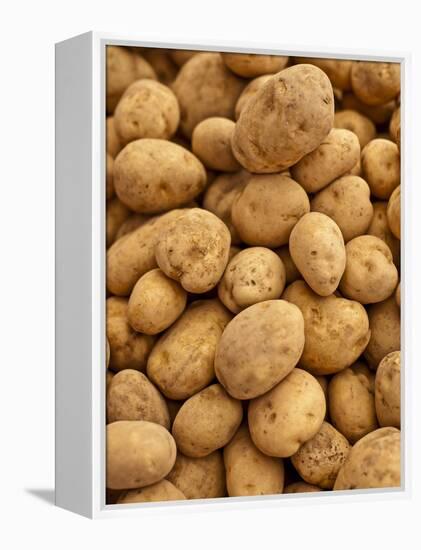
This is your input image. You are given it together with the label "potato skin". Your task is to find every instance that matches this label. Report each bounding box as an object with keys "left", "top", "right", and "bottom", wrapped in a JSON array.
[
  {"left": 167, "top": 451, "right": 226, "bottom": 499},
  {"left": 231, "top": 174, "right": 310, "bottom": 247},
  {"left": 172, "top": 384, "right": 243, "bottom": 457},
  {"left": 295, "top": 58, "right": 352, "bottom": 90},
  {"left": 215, "top": 300, "right": 305, "bottom": 399},
  {"left": 117, "top": 480, "right": 186, "bottom": 504},
  {"left": 361, "top": 139, "right": 400, "bottom": 200},
  {"left": 334, "top": 109, "right": 376, "bottom": 148},
  {"left": 284, "top": 482, "right": 322, "bottom": 493},
  {"left": 375, "top": 351, "right": 401, "bottom": 428},
  {"left": 147, "top": 300, "right": 232, "bottom": 400},
  {"left": 106, "top": 421, "right": 176, "bottom": 489},
  {"left": 395, "top": 282, "right": 401, "bottom": 307},
  {"left": 235, "top": 74, "right": 274, "bottom": 120},
  {"left": 341, "top": 92, "right": 396, "bottom": 124},
  {"left": 192, "top": 117, "right": 240, "bottom": 172},
  {"left": 248, "top": 368, "right": 326, "bottom": 458},
  {"left": 232, "top": 65, "right": 334, "bottom": 173},
  {"left": 224, "top": 424, "right": 285, "bottom": 496},
  {"left": 364, "top": 297, "right": 400, "bottom": 369},
  {"left": 367, "top": 201, "right": 400, "bottom": 268},
  {"left": 351, "top": 62, "right": 400, "bottom": 106},
  {"left": 291, "top": 422, "right": 351, "bottom": 489},
  {"left": 114, "top": 139, "right": 206, "bottom": 214},
  {"left": 106, "top": 197, "right": 130, "bottom": 247},
  {"left": 289, "top": 212, "right": 346, "bottom": 296},
  {"left": 275, "top": 246, "right": 301, "bottom": 284},
  {"left": 387, "top": 185, "right": 401, "bottom": 240},
  {"left": 222, "top": 53, "right": 288, "bottom": 78},
  {"left": 106, "top": 153, "right": 114, "bottom": 200},
  {"left": 283, "top": 281, "right": 371, "bottom": 375},
  {"left": 334, "top": 427, "right": 400, "bottom": 490},
  {"left": 106, "top": 116, "right": 123, "bottom": 158}
]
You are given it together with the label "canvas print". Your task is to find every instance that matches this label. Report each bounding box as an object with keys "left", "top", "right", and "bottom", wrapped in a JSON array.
[{"left": 105, "top": 46, "right": 401, "bottom": 505}]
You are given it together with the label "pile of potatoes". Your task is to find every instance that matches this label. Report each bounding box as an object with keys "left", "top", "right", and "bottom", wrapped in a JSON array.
[{"left": 105, "top": 46, "right": 402, "bottom": 505}]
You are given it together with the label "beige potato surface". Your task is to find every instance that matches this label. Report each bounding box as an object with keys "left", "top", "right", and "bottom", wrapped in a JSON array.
[
  {"left": 395, "top": 282, "right": 401, "bottom": 307},
  {"left": 375, "top": 351, "right": 401, "bottom": 428},
  {"left": 106, "top": 116, "right": 123, "bottom": 158},
  {"left": 364, "top": 297, "right": 400, "bottom": 369},
  {"left": 275, "top": 246, "right": 301, "bottom": 284},
  {"left": 361, "top": 139, "right": 400, "bottom": 200},
  {"left": 367, "top": 202, "right": 400, "bottom": 268},
  {"left": 341, "top": 92, "right": 395, "bottom": 124},
  {"left": 235, "top": 74, "right": 274, "bottom": 119},
  {"left": 106, "top": 153, "right": 114, "bottom": 200},
  {"left": 106, "top": 197, "right": 130, "bottom": 247},
  {"left": 389, "top": 106, "right": 400, "bottom": 143},
  {"left": 222, "top": 53, "right": 289, "bottom": 78},
  {"left": 169, "top": 49, "right": 197, "bottom": 66},
  {"left": 351, "top": 62, "right": 400, "bottom": 106},
  {"left": 142, "top": 49, "right": 178, "bottom": 85},
  {"left": 191, "top": 117, "right": 240, "bottom": 172},
  {"left": 295, "top": 58, "right": 352, "bottom": 90},
  {"left": 387, "top": 185, "right": 401, "bottom": 240},
  {"left": 334, "top": 110, "right": 376, "bottom": 148},
  {"left": 284, "top": 482, "right": 322, "bottom": 493},
  {"left": 115, "top": 213, "right": 151, "bottom": 241},
  {"left": 117, "top": 480, "right": 186, "bottom": 503}
]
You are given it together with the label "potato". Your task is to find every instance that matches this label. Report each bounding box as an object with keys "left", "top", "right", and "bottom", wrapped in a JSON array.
[
  {"left": 172, "top": 53, "right": 245, "bottom": 137},
  {"left": 339, "top": 236, "right": 398, "bottom": 304},
  {"left": 106, "top": 116, "right": 123, "bottom": 158},
  {"left": 192, "top": 117, "right": 240, "bottom": 172},
  {"left": 106, "top": 153, "right": 114, "bottom": 200},
  {"left": 231, "top": 174, "right": 310, "bottom": 247},
  {"left": 218, "top": 247, "right": 286, "bottom": 313},
  {"left": 248, "top": 369, "right": 326, "bottom": 457},
  {"left": 291, "top": 422, "right": 351, "bottom": 489},
  {"left": 128, "top": 268, "right": 187, "bottom": 335},
  {"left": 375, "top": 351, "right": 401, "bottom": 428},
  {"left": 117, "top": 480, "right": 186, "bottom": 504},
  {"left": 106, "top": 369, "right": 114, "bottom": 394},
  {"left": 142, "top": 49, "right": 178, "bottom": 85},
  {"left": 328, "top": 362, "right": 378, "bottom": 443},
  {"left": 169, "top": 49, "right": 197, "bottom": 66},
  {"left": 172, "top": 384, "right": 243, "bottom": 457},
  {"left": 235, "top": 74, "right": 274, "bottom": 119},
  {"left": 224, "top": 424, "right": 285, "bottom": 496},
  {"left": 275, "top": 246, "right": 301, "bottom": 284},
  {"left": 361, "top": 139, "right": 400, "bottom": 200},
  {"left": 215, "top": 300, "right": 305, "bottom": 399},
  {"left": 114, "top": 213, "right": 151, "bottom": 241},
  {"left": 364, "top": 297, "right": 400, "bottom": 369},
  {"left": 334, "top": 110, "right": 376, "bottom": 148},
  {"left": 107, "top": 369, "right": 170, "bottom": 428},
  {"left": 284, "top": 482, "right": 322, "bottom": 493},
  {"left": 389, "top": 106, "right": 400, "bottom": 143},
  {"left": 295, "top": 58, "right": 352, "bottom": 90},
  {"left": 289, "top": 212, "right": 346, "bottom": 296},
  {"left": 351, "top": 62, "right": 400, "bottom": 106},
  {"left": 106, "top": 197, "right": 130, "bottom": 247},
  {"left": 341, "top": 92, "right": 395, "bottom": 124},
  {"left": 387, "top": 185, "right": 401, "bottom": 240},
  {"left": 167, "top": 451, "right": 226, "bottom": 499},
  {"left": 334, "top": 427, "right": 400, "bottom": 489},
  {"left": 106, "top": 297, "right": 155, "bottom": 373},
  {"left": 147, "top": 300, "right": 232, "bottom": 400},
  {"left": 155, "top": 208, "right": 231, "bottom": 293},
  {"left": 395, "top": 282, "right": 401, "bottom": 307},
  {"left": 114, "top": 139, "right": 206, "bottom": 214},
  {"left": 367, "top": 202, "right": 400, "bottom": 268},
  {"left": 310, "top": 176, "right": 373, "bottom": 243},
  {"left": 232, "top": 65, "right": 334, "bottom": 173},
  {"left": 283, "top": 281, "right": 371, "bottom": 375},
  {"left": 290, "top": 129, "right": 360, "bottom": 193},
  {"left": 222, "top": 53, "right": 288, "bottom": 78},
  {"left": 106, "top": 420, "right": 176, "bottom": 490},
  {"left": 114, "top": 80, "right": 180, "bottom": 145}
]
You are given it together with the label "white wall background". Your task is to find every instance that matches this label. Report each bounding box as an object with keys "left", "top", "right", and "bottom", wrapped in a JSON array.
[{"left": 0, "top": 1, "right": 420, "bottom": 548}]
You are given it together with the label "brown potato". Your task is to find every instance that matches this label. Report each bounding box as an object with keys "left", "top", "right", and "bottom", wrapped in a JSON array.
[
  {"left": 284, "top": 482, "right": 322, "bottom": 493},
  {"left": 275, "top": 246, "right": 301, "bottom": 284},
  {"left": 389, "top": 106, "right": 400, "bottom": 143},
  {"left": 114, "top": 213, "right": 151, "bottom": 241},
  {"left": 351, "top": 61, "right": 400, "bottom": 106},
  {"left": 106, "top": 153, "right": 114, "bottom": 200},
  {"left": 367, "top": 202, "right": 400, "bottom": 268},
  {"left": 395, "top": 282, "right": 401, "bottom": 307},
  {"left": 142, "top": 49, "right": 178, "bottom": 85},
  {"left": 235, "top": 74, "right": 274, "bottom": 119},
  {"left": 334, "top": 110, "right": 376, "bottom": 148},
  {"left": 375, "top": 351, "right": 401, "bottom": 428},
  {"left": 222, "top": 53, "right": 289, "bottom": 78},
  {"left": 295, "top": 58, "right": 352, "bottom": 90},
  {"left": 169, "top": 49, "right": 197, "bottom": 66},
  {"left": 387, "top": 185, "right": 401, "bottom": 239},
  {"left": 361, "top": 139, "right": 400, "bottom": 200},
  {"left": 192, "top": 117, "right": 240, "bottom": 172},
  {"left": 341, "top": 92, "right": 395, "bottom": 124},
  {"left": 106, "top": 116, "right": 123, "bottom": 158},
  {"left": 364, "top": 297, "right": 400, "bottom": 369},
  {"left": 106, "top": 197, "right": 130, "bottom": 248},
  {"left": 117, "top": 480, "right": 186, "bottom": 504}
]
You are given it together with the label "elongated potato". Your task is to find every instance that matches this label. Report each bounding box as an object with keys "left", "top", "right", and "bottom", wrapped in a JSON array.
[
  {"left": 375, "top": 351, "right": 401, "bottom": 428},
  {"left": 222, "top": 53, "right": 289, "bottom": 78},
  {"left": 117, "top": 480, "right": 186, "bottom": 503},
  {"left": 334, "top": 109, "right": 376, "bottom": 148},
  {"left": 364, "top": 297, "right": 400, "bottom": 369}
]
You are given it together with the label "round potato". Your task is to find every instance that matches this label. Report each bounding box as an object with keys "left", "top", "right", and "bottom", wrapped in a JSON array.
[
  {"left": 106, "top": 153, "right": 114, "bottom": 200},
  {"left": 351, "top": 61, "right": 400, "bottom": 106},
  {"left": 367, "top": 201, "right": 400, "bottom": 268},
  {"left": 375, "top": 351, "right": 401, "bottom": 428},
  {"left": 147, "top": 299, "right": 232, "bottom": 400},
  {"left": 106, "top": 420, "right": 176, "bottom": 490},
  {"left": 106, "top": 116, "right": 123, "bottom": 158},
  {"left": 191, "top": 117, "right": 240, "bottom": 172},
  {"left": 364, "top": 297, "right": 400, "bottom": 369},
  {"left": 232, "top": 65, "right": 334, "bottom": 173},
  {"left": 361, "top": 139, "right": 400, "bottom": 200},
  {"left": 289, "top": 212, "right": 346, "bottom": 296},
  {"left": 341, "top": 92, "right": 396, "bottom": 124},
  {"left": 334, "top": 427, "right": 400, "bottom": 489},
  {"left": 231, "top": 174, "right": 310, "bottom": 247},
  {"left": 215, "top": 300, "right": 305, "bottom": 399},
  {"left": 117, "top": 480, "right": 186, "bottom": 504},
  {"left": 235, "top": 74, "right": 274, "bottom": 119},
  {"left": 295, "top": 58, "right": 352, "bottom": 90},
  {"left": 334, "top": 109, "right": 376, "bottom": 148},
  {"left": 282, "top": 281, "right": 371, "bottom": 375},
  {"left": 248, "top": 368, "right": 326, "bottom": 457},
  {"left": 172, "top": 384, "right": 243, "bottom": 457},
  {"left": 328, "top": 362, "right": 378, "bottom": 443},
  {"left": 106, "top": 197, "right": 130, "bottom": 247},
  {"left": 387, "top": 185, "right": 401, "bottom": 240},
  {"left": 275, "top": 246, "right": 301, "bottom": 284},
  {"left": 222, "top": 52, "right": 288, "bottom": 78},
  {"left": 284, "top": 482, "right": 322, "bottom": 494}
]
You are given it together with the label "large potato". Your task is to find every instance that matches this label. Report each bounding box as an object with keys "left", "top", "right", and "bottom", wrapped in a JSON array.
[
  {"left": 215, "top": 300, "right": 305, "bottom": 399},
  {"left": 106, "top": 421, "right": 176, "bottom": 489},
  {"left": 172, "top": 384, "right": 243, "bottom": 457},
  {"left": 222, "top": 53, "right": 288, "bottom": 78},
  {"left": 367, "top": 201, "right": 400, "bottom": 268},
  {"left": 235, "top": 74, "right": 274, "bottom": 119},
  {"left": 289, "top": 212, "right": 346, "bottom": 296},
  {"left": 191, "top": 117, "right": 241, "bottom": 172},
  {"left": 248, "top": 368, "right": 326, "bottom": 457},
  {"left": 387, "top": 185, "right": 401, "bottom": 240},
  {"left": 295, "top": 58, "right": 352, "bottom": 90},
  {"left": 375, "top": 351, "right": 401, "bottom": 428},
  {"left": 351, "top": 61, "right": 400, "bottom": 106},
  {"left": 361, "top": 139, "right": 400, "bottom": 200},
  {"left": 364, "top": 297, "right": 400, "bottom": 369},
  {"left": 147, "top": 299, "right": 232, "bottom": 400},
  {"left": 232, "top": 65, "right": 334, "bottom": 173},
  {"left": 334, "top": 109, "right": 376, "bottom": 148},
  {"left": 117, "top": 480, "right": 186, "bottom": 504}
]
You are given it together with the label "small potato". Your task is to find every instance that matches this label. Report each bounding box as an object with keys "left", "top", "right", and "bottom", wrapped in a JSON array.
[
  {"left": 167, "top": 451, "right": 226, "bottom": 499},
  {"left": 117, "top": 480, "right": 186, "bottom": 504},
  {"left": 328, "top": 362, "right": 378, "bottom": 444},
  {"left": 290, "top": 129, "right": 360, "bottom": 193},
  {"left": 218, "top": 247, "right": 286, "bottom": 313},
  {"left": 224, "top": 424, "right": 285, "bottom": 496},
  {"left": 231, "top": 174, "right": 310, "bottom": 247},
  {"left": 232, "top": 65, "right": 334, "bottom": 173},
  {"left": 364, "top": 297, "right": 400, "bottom": 369},
  {"left": 361, "top": 139, "right": 400, "bottom": 200},
  {"left": 375, "top": 351, "right": 401, "bottom": 428},
  {"left": 147, "top": 300, "right": 232, "bottom": 400},
  {"left": 155, "top": 208, "right": 231, "bottom": 294},
  {"left": 128, "top": 268, "right": 187, "bottom": 335},
  {"left": 389, "top": 106, "right": 400, "bottom": 143},
  {"left": 106, "top": 297, "right": 155, "bottom": 373},
  {"left": 115, "top": 213, "right": 151, "bottom": 241},
  {"left": 235, "top": 74, "right": 274, "bottom": 119},
  {"left": 248, "top": 369, "right": 326, "bottom": 458},
  {"left": 351, "top": 61, "right": 400, "bottom": 106},
  {"left": 106, "top": 116, "right": 123, "bottom": 158},
  {"left": 291, "top": 422, "right": 351, "bottom": 489},
  {"left": 172, "top": 384, "right": 243, "bottom": 457},
  {"left": 395, "top": 282, "right": 401, "bottom": 307},
  {"left": 215, "top": 300, "right": 305, "bottom": 399},
  {"left": 222, "top": 53, "right": 289, "bottom": 78},
  {"left": 295, "top": 58, "right": 352, "bottom": 90},
  {"left": 192, "top": 117, "right": 240, "bottom": 172},
  {"left": 106, "top": 153, "right": 114, "bottom": 200},
  {"left": 367, "top": 202, "right": 400, "bottom": 268},
  {"left": 387, "top": 185, "right": 401, "bottom": 240},
  {"left": 283, "top": 281, "right": 371, "bottom": 375},
  {"left": 334, "top": 427, "right": 400, "bottom": 490},
  {"left": 106, "top": 420, "right": 176, "bottom": 490},
  {"left": 334, "top": 110, "right": 376, "bottom": 148},
  {"left": 107, "top": 370, "right": 170, "bottom": 428},
  {"left": 339, "top": 236, "right": 398, "bottom": 304},
  {"left": 284, "top": 482, "right": 322, "bottom": 494},
  {"left": 114, "top": 80, "right": 180, "bottom": 145},
  {"left": 341, "top": 92, "right": 395, "bottom": 124},
  {"left": 106, "top": 197, "right": 130, "bottom": 248},
  {"left": 275, "top": 246, "right": 301, "bottom": 284},
  {"left": 289, "top": 212, "right": 346, "bottom": 296},
  {"left": 114, "top": 139, "right": 206, "bottom": 214}
]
